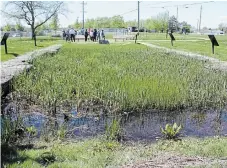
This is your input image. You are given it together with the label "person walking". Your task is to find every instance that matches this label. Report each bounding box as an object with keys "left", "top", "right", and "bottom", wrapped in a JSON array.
[
  {"left": 85, "top": 29, "right": 88, "bottom": 42},
  {"left": 69, "top": 28, "right": 76, "bottom": 42}
]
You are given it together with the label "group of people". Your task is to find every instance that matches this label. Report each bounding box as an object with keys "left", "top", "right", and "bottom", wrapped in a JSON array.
[
  {"left": 62, "top": 28, "right": 77, "bottom": 42},
  {"left": 84, "top": 29, "right": 105, "bottom": 42},
  {"left": 62, "top": 28, "right": 105, "bottom": 42}
]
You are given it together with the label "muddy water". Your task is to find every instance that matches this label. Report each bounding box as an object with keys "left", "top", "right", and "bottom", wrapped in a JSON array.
[{"left": 18, "top": 108, "right": 227, "bottom": 141}]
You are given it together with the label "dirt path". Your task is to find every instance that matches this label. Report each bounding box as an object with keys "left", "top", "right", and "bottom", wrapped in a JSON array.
[
  {"left": 139, "top": 42, "right": 227, "bottom": 72},
  {"left": 122, "top": 152, "right": 227, "bottom": 168}
]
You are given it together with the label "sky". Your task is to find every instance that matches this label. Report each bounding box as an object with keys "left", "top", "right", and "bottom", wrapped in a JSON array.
[{"left": 1, "top": 1, "right": 227, "bottom": 29}]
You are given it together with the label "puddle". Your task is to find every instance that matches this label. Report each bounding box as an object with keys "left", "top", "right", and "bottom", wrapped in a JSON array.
[{"left": 1, "top": 107, "right": 227, "bottom": 141}]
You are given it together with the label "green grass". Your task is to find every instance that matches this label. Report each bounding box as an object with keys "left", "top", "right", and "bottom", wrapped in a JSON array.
[
  {"left": 12, "top": 43, "right": 227, "bottom": 114},
  {"left": 2, "top": 137, "right": 227, "bottom": 167},
  {"left": 1, "top": 36, "right": 63, "bottom": 62},
  {"left": 140, "top": 35, "right": 227, "bottom": 61}
]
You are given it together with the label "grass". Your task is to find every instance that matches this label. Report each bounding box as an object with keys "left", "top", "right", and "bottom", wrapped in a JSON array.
[
  {"left": 140, "top": 34, "right": 227, "bottom": 61},
  {"left": 0, "top": 36, "right": 63, "bottom": 62},
  {"left": 2, "top": 137, "right": 227, "bottom": 167},
  {"left": 12, "top": 43, "right": 227, "bottom": 115}
]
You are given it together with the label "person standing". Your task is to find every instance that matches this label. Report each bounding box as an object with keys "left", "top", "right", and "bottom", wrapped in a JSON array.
[
  {"left": 97, "top": 29, "right": 100, "bottom": 41},
  {"left": 85, "top": 29, "right": 88, "bottom": 42},
  {"left": 69, "top": 28, "right": 76, "bottom": 42},
  {"left": 93, "top": 29, "right": 97, "bottom": 42},
  {"left": 89, "top": 30, "right": 94, "bottom": 41},
  {"left": 101, "top": 29, "right": 105, "bottom": 40}
]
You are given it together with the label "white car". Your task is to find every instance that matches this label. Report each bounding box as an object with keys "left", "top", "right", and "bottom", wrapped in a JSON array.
[{"left": 12, "top": 33, "right": 21, "bottom": 37}]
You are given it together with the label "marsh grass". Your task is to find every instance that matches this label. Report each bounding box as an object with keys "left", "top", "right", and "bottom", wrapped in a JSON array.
[{"left": 12, "top": 43, "right": 227, "bottom": 115}]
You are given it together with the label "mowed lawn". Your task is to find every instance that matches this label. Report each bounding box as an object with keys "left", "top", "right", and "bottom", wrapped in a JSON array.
[
  {"left": 1, "top": 37, "right": 63, "bottom": 62},
  {"left": 140, "top": 35, "right": 227, "bottom": 61}
]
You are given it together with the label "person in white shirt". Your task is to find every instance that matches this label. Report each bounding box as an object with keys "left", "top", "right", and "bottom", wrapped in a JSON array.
[
  {"left": 89, "top": 30, "right": 94, "bottom": 41},
  {"left": 69, "top": 28, "right": 76, "bottom": 42}
]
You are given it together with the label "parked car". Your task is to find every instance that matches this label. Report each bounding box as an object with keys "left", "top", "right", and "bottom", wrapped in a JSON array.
[{"left": 12, "top": 33, "right": 21, "bottom": 37}]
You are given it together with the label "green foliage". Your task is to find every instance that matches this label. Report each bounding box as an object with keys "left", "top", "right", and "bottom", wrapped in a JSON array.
[
  {"left": 50, "top": 14, "right": 60, "bottom": 33},
  {"left": 105, "top": 119, "right": 122, "bottom": 141},
  {"left": 3, "top": 24, "right": 11, "bottom": 31},
  {"left": 1, "top": 115, "right": 24, "bottom": 145},
  {"left": 153, "top": 12, "right": 169, "bottom": 31},
  {"left": 160, "top": 123, "right": 182, "bottom": 139},
  {"left": 26, "top": 126, "right": 37, "bottom": 143},
  {"left": 15, "top": 22, "right": 25, "bottom": 31},
  {"left": 111, "top": 15, "right": 125, "bottom": 28},
  {"left": 40, "top": 151, "right": 56, "bottom": 164},
  {"left": 168, "top": 15, "right": 178, "bottom": 32},
  {"left": 11, "top": 44, "right": 227, "bottom": 115},
  {"left": 57, "top": 124, "right": 67, "bottom": 140}
]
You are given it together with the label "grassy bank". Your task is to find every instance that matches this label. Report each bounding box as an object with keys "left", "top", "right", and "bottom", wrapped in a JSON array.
[
  {"left": 12, "top": 43, "right": 227, "bottom": 115},
  {"left": 2, "top": 137, "right": 227, "bottom": 167},
  {"left": 1, "top": 36, "right": 63, "bottom": 62}
]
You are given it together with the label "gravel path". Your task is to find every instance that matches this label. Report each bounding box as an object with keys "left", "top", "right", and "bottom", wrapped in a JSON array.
[
  {"left": 1, "top": 44, "right": 62, "bottom": 85},
  {"left": 139, "top": 42, "right": 227, "bottom": 72}
]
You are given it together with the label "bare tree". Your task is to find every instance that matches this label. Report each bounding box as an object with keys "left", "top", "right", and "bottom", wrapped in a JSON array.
[{"left": 1, "top": 1, "right": 65, "bottom": 46}]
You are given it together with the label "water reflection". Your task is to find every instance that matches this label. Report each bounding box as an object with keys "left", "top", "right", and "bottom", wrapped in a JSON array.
[{"left": 2, "top": 108, "right": 227, "bottom": 141}]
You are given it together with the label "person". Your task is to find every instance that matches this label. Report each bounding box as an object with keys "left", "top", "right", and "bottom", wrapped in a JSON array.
[
  {"left": 93, "top": 29, "right": 97, "bottom": 42},
  {"left": 69, "top": 28, "right": 76, "bottom": 42},
  {"left": 85, "top": 29, "right": 88, "bottom": 42},
  {"left": 97, "top": 29, "right": 100, "bottom": 41},
  {"left": 62, "top": 30, "right": 66, "bottom": 40},
  {"left": 89, "top": 30, "right": 94, "bottom": 41},
  {"left": 100, "top": 29, "right": 105, "bottom": 40},
  {"left": 65, "top": 29, "right": 70, "bottom": 42}
]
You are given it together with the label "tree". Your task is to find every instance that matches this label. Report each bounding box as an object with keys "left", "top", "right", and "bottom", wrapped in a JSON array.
[
  {"left": 179, "top": 21, "right": 191, "bottom": 33},
  {"left": 111, "top": 15, "right": 125, "bottom": 28},
  {"left": 125, "top": 19, "right": 137, "bottom": 27},
  {"left": 3, "top": 24, "right": 11, "bottom": 31},
  {"left": 144, "top": 18, "right": 155, "bottom": 30},
  {"left": 15, "top": 21, "right": 25, "bottom": 31},
  {"left": 218, "top": 23, "right": 227, "bottom": 33},
  {"left": 168, "top": 16, "right": 178, "bottom": 32},
  {"left": 73, "top": 17, "right": 81, "bottom": 29},
  {"left": 152, "top": 12, "right": 169, "bottom": 32},
  {"left": 50, "top": 13, "right": 60, "bottom": 34},
  {"left": 2, "top": 1, "right": 65, "bottom": 46}
]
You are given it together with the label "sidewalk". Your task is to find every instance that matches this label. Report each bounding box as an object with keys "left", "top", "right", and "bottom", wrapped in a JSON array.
[{"left": 1, "top": 44, "right": 62, "bottom": 93}]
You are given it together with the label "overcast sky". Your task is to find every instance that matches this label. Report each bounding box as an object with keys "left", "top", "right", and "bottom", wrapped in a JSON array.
[{"left": 1, "top": 1, "right": 227, "bottom": 29}]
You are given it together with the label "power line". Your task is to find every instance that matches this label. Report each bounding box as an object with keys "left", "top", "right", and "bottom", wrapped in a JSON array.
[
  {"left": 144, "top": 1, "right": 172, "bottom": 7},
  {"left": 120, "top": 9, "right": 138, "bottom": 16},
  {"left": 147, "top": 1, "right": 214, "bottom": 9}
]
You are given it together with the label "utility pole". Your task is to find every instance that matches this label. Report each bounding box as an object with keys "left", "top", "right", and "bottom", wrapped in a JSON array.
[
  {"left": 138, "top": 1, "right": 140, "bottom": 34},
  {"left": 82, "top": 1, "right": 85, "bottom": 30},
  {"left": 199, "top": 5, "right": 202, "bottom": 32},
  {"left": 176, "top": 6, "right": 178, "bottom": 20}
]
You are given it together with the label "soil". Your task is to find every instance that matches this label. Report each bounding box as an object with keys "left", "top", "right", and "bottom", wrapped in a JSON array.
[{"left": 122, "top": 152, "right": 227, "bottom": 168}]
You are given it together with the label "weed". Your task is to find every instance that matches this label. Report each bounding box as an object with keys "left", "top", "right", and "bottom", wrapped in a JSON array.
[
  {"left": 105, "top": 118, "right": 122, "bottom": 141},
  {"left": 160, "top": 123, "right": 182, "bottom": 140}
]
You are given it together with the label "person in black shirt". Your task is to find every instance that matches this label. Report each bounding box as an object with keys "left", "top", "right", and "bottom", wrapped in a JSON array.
[{"left": 85, "top": 29, "right": 88, "bottom": 42}]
